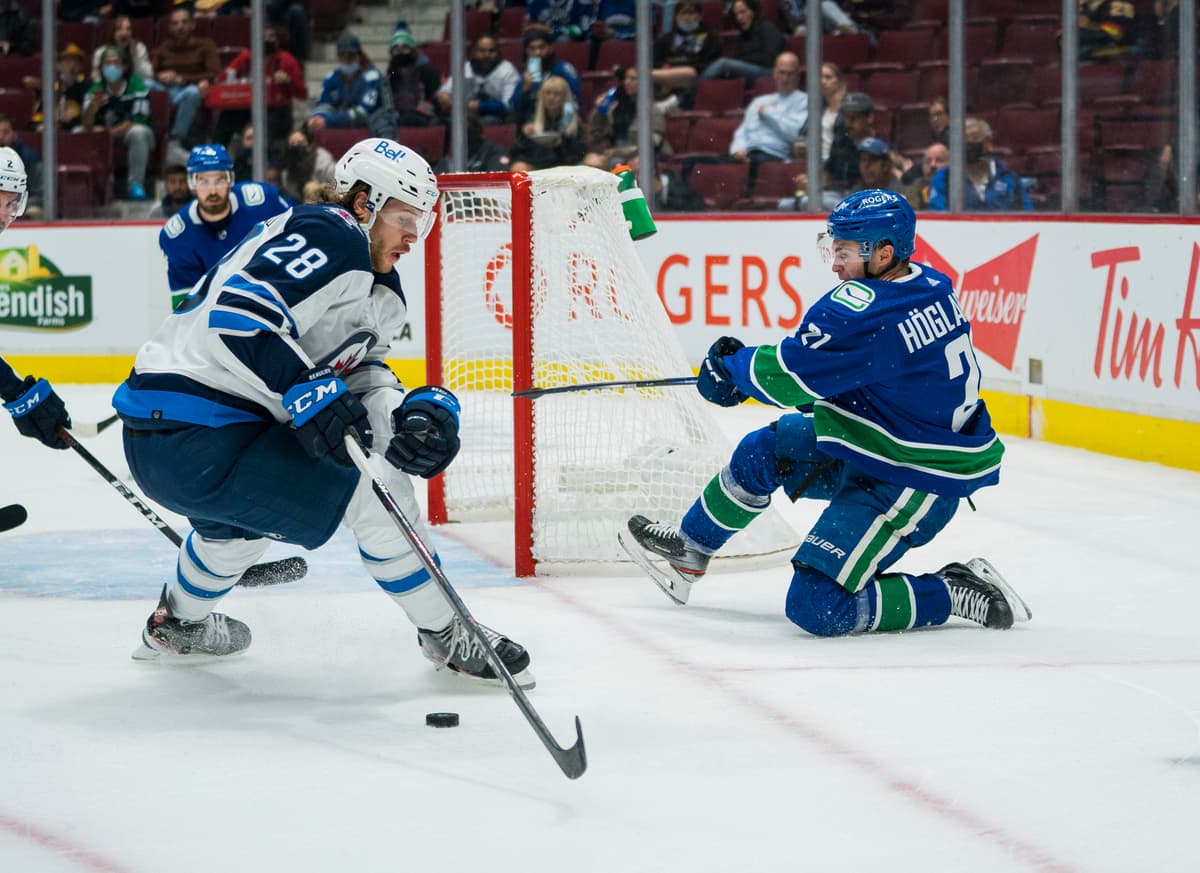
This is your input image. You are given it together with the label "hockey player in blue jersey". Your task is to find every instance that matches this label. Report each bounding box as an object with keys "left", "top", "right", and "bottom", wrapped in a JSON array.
[
  {"left": 114, "top": 137, "right": 534, "bottom": 686},
  {"left": 620, "top": 189, "right": 1031, "bottom": 635},
  {"left": 0, "top": 146, "right": 73, "bottom": 450},
  {"left": 159, "top": 144, "right": 290, "bottom": 310}
]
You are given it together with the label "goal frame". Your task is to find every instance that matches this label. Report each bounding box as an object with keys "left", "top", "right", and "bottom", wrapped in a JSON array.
[{"left": 424, "top": 171, "right": 539, "bottom": 576}]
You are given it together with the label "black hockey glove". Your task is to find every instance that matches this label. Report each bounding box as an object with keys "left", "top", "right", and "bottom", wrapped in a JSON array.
[
  {"left": 3, "top": 376, "right": 72, "bottom": 449},
  {"left": 696, "top": 336, "right": 748, "bottom": 407},
  {"left": 283, "top": 367, "right": 373, "bottom": 467},
  {"left": 386, "top": 386, "right": 461, "bottom": 479}
]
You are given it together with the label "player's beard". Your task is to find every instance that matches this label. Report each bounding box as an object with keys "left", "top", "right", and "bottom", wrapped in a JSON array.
[{"left": 198, "top": 195, "right": 229, "bottom": 219}]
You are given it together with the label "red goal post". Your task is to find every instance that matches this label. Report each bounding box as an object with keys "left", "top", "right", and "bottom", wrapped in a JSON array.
[{"left": 424, "top": 168, "right": 798, "bottom": 577}]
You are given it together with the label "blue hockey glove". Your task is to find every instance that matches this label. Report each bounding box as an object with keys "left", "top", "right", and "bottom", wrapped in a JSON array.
[
  {"left": 386, "top": 386, "right": 461, "bottom": 479},
  {"left": 283, "top": 367, "right": 373, "bottom": 467},
  {"left": 4, "top": 376, "right": 72, "bottom": 449},
  {"left": 697, "top": 336, "right": 748, "bottom": 407}
]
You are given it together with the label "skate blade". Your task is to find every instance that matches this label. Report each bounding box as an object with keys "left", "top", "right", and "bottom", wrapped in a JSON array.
[
  {"left": 967, "top": 557, "right": 1032, "bottom": 623},
  {"left": 436, "top": 663, "right": 537, "bottom": 691},
  {"left": 617, "top": 529, "right": 693, "bottom": 605},
  {"left": 131, "top": 638, "right": 249, "bottom": 663}
]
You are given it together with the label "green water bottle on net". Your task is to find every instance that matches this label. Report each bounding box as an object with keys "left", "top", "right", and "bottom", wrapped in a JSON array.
[{"left": 611, "top": 164, "right": 657, "bottom": 240}]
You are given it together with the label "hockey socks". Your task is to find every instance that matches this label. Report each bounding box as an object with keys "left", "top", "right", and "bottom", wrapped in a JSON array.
[
  {"left": 867, "top": 572, "right": 953, "bottom": 632},
  {"left": 681, "top": 467, "right": 772, "bottom": 553}
]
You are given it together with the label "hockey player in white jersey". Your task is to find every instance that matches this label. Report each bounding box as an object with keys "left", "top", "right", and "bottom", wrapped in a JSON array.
[{"left": 113, "top": 137, "right": 534, "bottom": 687}]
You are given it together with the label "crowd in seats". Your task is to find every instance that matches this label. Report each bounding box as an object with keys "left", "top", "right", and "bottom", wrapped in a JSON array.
[{"left": 3, "top": 0, "right": 1195, "bottom": 215}]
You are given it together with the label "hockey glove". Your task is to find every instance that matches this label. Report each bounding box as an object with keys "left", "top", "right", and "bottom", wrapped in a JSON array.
[
  {"left": 697, "top": 336, "right": 748, "bottom": 407},
  {"left": 283, "top": 367, "right": 373, "bottom": 467},
  {"left": 386, "top": 386, "right": 461, "bottom": 479},
  {"left": 4, "top": 376, "right": 72, "bottom": 449}
]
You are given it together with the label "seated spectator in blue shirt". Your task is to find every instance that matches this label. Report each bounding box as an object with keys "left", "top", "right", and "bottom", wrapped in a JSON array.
[
  {"left": 928, "top": 117, "right": 1032, "bottom": 212},
  {"left": 730, "top": 53, "right": 808, "bottom": 167},
  {"left": 511, "top": 26, "right": 582, "bottom": 125},
  {"left": 525, "top": 0, "right": 595, "bottom": 42},
  {"left": 306, "top": 32, "right": 382, "bottom": 134}
]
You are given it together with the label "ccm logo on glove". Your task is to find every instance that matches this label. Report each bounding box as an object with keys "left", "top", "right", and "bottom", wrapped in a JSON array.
[{"left": 283, "top": 367, "right": 373, "bottom": 466}]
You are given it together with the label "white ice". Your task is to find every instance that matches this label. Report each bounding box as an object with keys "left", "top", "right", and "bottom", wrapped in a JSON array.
[{"left": 2, "top": 385, "right": 1198, "bottom": 873}]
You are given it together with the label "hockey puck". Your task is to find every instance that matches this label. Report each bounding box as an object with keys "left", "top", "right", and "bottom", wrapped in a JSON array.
[{"left": 425, "top": 712, "right": 460, "bottom": 728}]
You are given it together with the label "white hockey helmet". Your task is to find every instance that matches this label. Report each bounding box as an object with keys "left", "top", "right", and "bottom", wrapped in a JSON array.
[
  {"left": 333, "top": 137, "right": 438, "bottom": 236},
  {"left": 0, "top": 146, "right": 28, "bottom": 218}
]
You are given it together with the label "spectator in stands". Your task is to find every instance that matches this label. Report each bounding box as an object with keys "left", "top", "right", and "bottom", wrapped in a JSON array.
[
  {"left": 82, "top": 45, "right": 156, "bottom": 201},
  {"left": 59, "top": 0, "right": 107, "bottom": 25},
  {"left": 1146, "top": 143, "right": 1200, "bottom": 212},
  {"left": 376, "top": 23, "right": 441, "bottom": 132},
  {"left": 279, "top": 127, "right": 334, "bottom": 204},
  {"left": 698, "top": 0, "right": 785, "bottom": 86},
  {"left": 436, "top": 34, "right": 522, "bottom": 126},
  {"left": 853, "top": 136, "right": 905, "bottom": 195},
  {"left": 508, "top": 75, "right": 587, "bottom": 171},
  {"left": 0, "top": 0, "right": 34, "bottom": 57},
  {"left": 928, "top": 96, "right": 949, "bottom": 146},
  {"left": 1149, "top": 0, "right": 1184, "bottom": 59},
  {"left": 230, "top": 121, "right": 255, "bottom": 179},
  {"left": 434, "top": 114, "right": 510, "bottom": 174},
  {"left": 95, "top": 15, "right": 154, "bottom": 84},
  {"left": 1075, "top": 0, "right": 1139, "bottom": 61},
  {"left": 0, "top": 113, "right": 40, "bottom": 211},
  {"left": 928, "top": 117, "right": 1032, "bottom": 211},
  {"left": 266, "top": 0, "right": 309, "bottom": 64},
  {"left": 809, "top": 62, "right": 847, "bottom": 162},
  {"left": 26, "top": 43, "right": 91, "bottom": 131},
  {"left": 652, "top": 0, "right": 721, "bottom": 113},
  {"left": 216, "top": 26, "right": 306, "bottom": 157},
  {"left": 586, "top": 0, "right": 637, "bottom": 69},
  {"left": 779, "top": 0, "right": 863, "bottom": 37},
  {"left": 147, "top": 162, "right": 190, "bottom": 219},
  {"left": 901, "top": 141, "right": 948, "bottom": 210},
  {"left": 730, "top": 51, "right": 808, "bottom": 186},
  {"left": 512, "top": 26, "right": 582, "bottom": 125},
  {"left": 525, "top": 0, "right": 595, "bottom": 43},
  {"left": 587, "top": 64, "right": 669, "bottom": 164},
  {"left": 153, "top": 6, "right": 220, "bottom": 161},
  {"left": 307, "top": 32, "right": 383, "bottom": 135},
  {"left": 824, "top": 90, "right": 876, "bottom": 194}
]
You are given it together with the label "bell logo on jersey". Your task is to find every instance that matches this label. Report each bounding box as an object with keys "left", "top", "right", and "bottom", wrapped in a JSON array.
[{"left": 373, "top": 140, "right": 409, "bottom": 162}]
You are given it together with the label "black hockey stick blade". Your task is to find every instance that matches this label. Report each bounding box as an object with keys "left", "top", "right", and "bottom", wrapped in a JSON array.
[
  {"left": 0, "top": 503, "right": 28, "bottom": 532},
  {"left": 343, "top": 435, "right": 588, "bottom": 780},
  {"left": 513, "top": 376, "right": 697, "bottom": 400},
  {"left": 58, "top": 427, "right": 308, "bottom": 587},
  {"left": 71, "top": 413, "right": 121, "bottom": 438}
]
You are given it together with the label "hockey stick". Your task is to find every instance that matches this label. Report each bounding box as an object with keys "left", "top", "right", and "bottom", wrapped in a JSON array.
[
  {"left": 0, "top": 503, "right": 28, "bottom": 532},
  {"left": 512, "top": 376, "right": 697, "bottom": 400},
  {"left": 57, "top": 427, "right": 308, "bottom": 588},
  {"left": 343, "top": 434, "right": 588, "bottom": 780},
  {"left": 71, "top": 413, "right": 121, "bottom": 438}
]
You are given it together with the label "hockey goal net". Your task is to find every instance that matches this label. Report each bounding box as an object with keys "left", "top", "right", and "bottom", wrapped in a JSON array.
[{"left": 425, "top": 167, "right": 798, "bottom": 575}]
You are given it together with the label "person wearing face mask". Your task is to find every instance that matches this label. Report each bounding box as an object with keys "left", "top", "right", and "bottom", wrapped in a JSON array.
[
  {"left": 375, "top": 23, "right": 441, "bottom": 133},
  {"left": 82, "top": 45, "right": 155, "bottom": 201},
  {"left": 216, "top": 26, "right": 306, "bottom": 159},
  {"left": 93, "top": 15, "right": 153, "bottom": 84},
  {"left": 280, "top": 127, "right": 335, "bottom": 203},
  {"left": 435, "top": 34, "right": 521, "bottom": 126},
  {"left": 650, "top": 0, "right": 720, "bottom": 113},
  {"left": 927, "top": 117, "right": 1032, "bottom": 212},
  {"left": 307, "top": 32, "right": 383, "bottom": 136}
]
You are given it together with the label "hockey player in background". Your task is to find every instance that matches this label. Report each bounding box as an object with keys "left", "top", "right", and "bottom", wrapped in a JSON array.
[
  {"left": 0, "top": 146, "right": 72, "bottom": 450},
  {"left": 159, "top": 143, "right": 290, "bottom": 310},
  {"left": 620, "top": 189, "right": 1031, "bottom": 636},
  {"left": 114, "top": 137, "right": 534, "bottom": 687}
]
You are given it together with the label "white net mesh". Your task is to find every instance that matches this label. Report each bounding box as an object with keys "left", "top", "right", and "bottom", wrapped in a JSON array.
[{"left": 433, "top": 167, "right": 798, "bottom": 568}]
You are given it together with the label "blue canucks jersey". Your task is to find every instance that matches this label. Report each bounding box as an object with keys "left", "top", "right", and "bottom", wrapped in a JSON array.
[
  {"left": 118, "top": 204, "right": 407, "bottom": 429},
  {"left": 724, "top": 262, "right": 1004, "bottom": 497},
  {"left": 159, "top": 181, "right": 290, "bottom": 305}
]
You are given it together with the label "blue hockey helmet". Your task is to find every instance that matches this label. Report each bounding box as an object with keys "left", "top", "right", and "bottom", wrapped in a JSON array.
[
  {"left": 187, "top": 144, "right": 234, "bottom": 189},
  {"left": 823, "top": 188, "right": 916, "bottom": 262}
]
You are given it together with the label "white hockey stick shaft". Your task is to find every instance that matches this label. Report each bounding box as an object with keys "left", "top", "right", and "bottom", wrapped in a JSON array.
[
  {"left": 512, "top": 376, "right": 697, "bottom": 399},
  {"left": 343, "top": 434, "right": 587, "bottom": 780},
  {"left": 71, "top": 413, "right": 121, "bottom": 438}
]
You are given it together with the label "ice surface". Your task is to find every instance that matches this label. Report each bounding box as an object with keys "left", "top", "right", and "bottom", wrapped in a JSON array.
[{"left": 2, "top": 386, "right": 1198, "bottom": 873}]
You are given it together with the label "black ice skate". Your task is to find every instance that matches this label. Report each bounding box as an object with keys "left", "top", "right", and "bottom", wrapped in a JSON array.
[
  {"left": 418, "top": 618, "right": 535, "bottom": 689},
  {"left": 940, "top": 558, "right": 1032, "bottom": 629},
  {"left": 132, "top": 585, "right": 252, "bottom": 661},
  {"left": 618, "top": 514, "right": 711, "bottom": 605}
]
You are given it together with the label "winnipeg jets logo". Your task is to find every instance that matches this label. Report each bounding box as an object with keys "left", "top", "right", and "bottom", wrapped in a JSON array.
[{"left": 318, "top": 330, "right": 378, "bottom": 374}]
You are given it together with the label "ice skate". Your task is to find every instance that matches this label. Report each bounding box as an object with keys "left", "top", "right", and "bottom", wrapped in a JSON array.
[
  {"left": 940, "top": 558, "right": 1031, "bottom": 629},
  {"left": 418, "top": 617, "right": 535, "bottom": 689},
  {"left": 132, "top": 585, "right": 251, "bottom": 661},
  {"left": 618, "top": 514, "right": 711, "bottom": 605}
]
